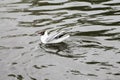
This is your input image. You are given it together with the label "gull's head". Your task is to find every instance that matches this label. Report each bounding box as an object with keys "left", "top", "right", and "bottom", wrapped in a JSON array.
[
  {"left": 38, "top": 31, "right": 45, "bottom": 36},
  {"left": 37, "top": 30, "right": 49, "bottom": 36},
  {"left": 38, "top": 30, "right": 49, "bottom": 44}
]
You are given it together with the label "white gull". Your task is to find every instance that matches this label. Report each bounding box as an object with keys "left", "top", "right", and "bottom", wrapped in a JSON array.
[{"left": 40, "top": 29, "right": 70, "bottom": 44}]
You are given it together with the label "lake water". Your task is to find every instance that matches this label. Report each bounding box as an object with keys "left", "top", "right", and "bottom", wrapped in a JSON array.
[{"left": 0, "top": 0, "right": 120, "bottom": 80}]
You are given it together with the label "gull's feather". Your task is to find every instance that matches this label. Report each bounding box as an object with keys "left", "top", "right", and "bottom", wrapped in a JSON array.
[
  {"left": 48, "top": 34, "right": 70, "bottom": 43},
  {"left": 46, "top": 31, "right": 65, "bottom": 42},
  {"left": 40, "top": 30, "right": 70, "bottom": 44}
]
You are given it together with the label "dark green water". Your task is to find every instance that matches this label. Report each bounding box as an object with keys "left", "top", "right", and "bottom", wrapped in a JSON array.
[{"left": 0, "top": 0, "right": 120, "bottom": 80}]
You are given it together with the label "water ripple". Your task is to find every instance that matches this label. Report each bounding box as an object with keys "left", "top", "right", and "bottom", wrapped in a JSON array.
[{"left": 0, "top": 0, "right": 120, "bottom": 80}]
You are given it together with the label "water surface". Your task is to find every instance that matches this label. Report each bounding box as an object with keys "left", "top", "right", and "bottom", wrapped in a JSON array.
[{"left": 0, "top": 0, "right": 120, "bottom": 80}]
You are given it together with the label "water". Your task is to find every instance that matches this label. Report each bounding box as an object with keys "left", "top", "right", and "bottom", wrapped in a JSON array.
[{"left": 0, "top": 0, "right": 120, "bottom": 80}]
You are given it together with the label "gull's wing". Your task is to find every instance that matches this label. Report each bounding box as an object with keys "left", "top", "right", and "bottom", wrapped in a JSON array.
[
  {"left": 48, "top": 34, "right": 70, "bottom": 43},
  {"left": 46, "top": 31, "right": 65, "bottom": 42}
]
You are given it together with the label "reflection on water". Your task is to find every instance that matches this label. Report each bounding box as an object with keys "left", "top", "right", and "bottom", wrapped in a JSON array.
[{"left": 0, "top": 0, "right": 120, "bottom": 80}]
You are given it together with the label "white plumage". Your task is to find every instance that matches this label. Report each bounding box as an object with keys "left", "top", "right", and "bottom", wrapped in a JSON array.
[{"left": 40, "top": 30, "right": 70, "bottom": 44}]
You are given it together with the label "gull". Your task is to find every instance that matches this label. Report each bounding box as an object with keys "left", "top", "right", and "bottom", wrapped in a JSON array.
[{"left": 39, "top": 29, "right": 70, "bottom": 44}]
